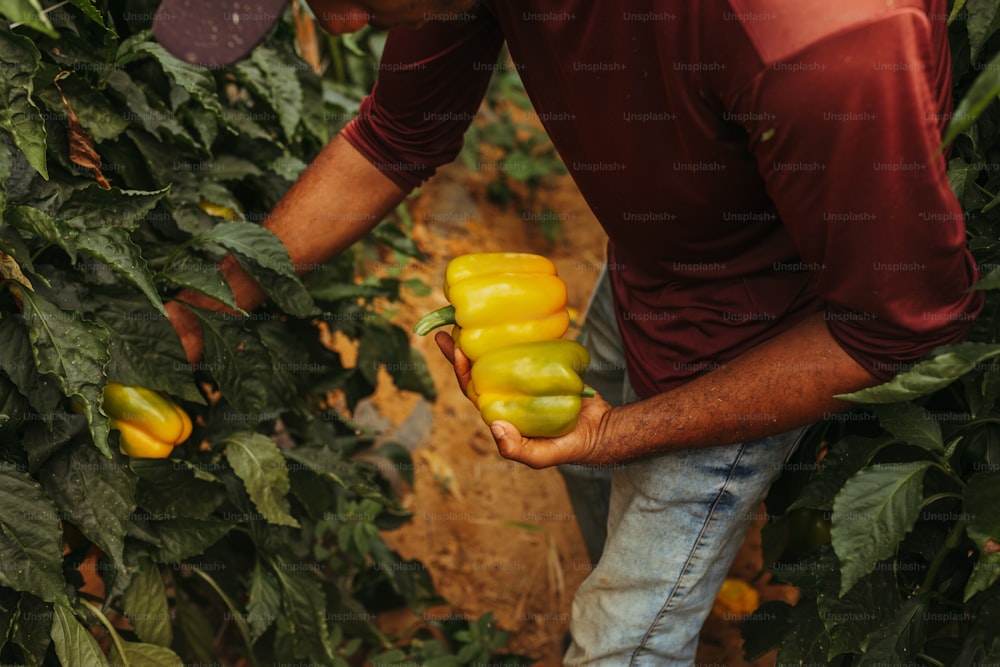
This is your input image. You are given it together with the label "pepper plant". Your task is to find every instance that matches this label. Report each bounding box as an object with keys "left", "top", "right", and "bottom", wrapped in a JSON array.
[
  {"left": 0, "top": 1, "right": 526, "bottom": 665},
  {"left": 746, "top": 2, "right": 1000, "bottom": 664}
]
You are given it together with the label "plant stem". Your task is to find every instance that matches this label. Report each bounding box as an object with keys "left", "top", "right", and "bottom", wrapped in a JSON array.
[
  {"left": 412, "top": 305, "right": 455, "bottom": 335},
  {"left": 188, "top": 566, "right": 260, "bottom": 667},
  {"left": 79, "top": 598, "right": 128, "bottom": 666},
  {"left": 329, "top": 37, "right": 347, "bottom": 84},
  {"left": 920, "top": 518, "right": 967, "bottom": 593},
  {"left": 916, "top": 653, "right": 947, "bottom": 667},
  {"left": 920, "top": 492, "right": 964, "bottom": 508}
]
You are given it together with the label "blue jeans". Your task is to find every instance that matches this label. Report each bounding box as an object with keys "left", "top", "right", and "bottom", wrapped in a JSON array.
[{"left": 560, "top": 266, "right": 804, "bottom": 665}]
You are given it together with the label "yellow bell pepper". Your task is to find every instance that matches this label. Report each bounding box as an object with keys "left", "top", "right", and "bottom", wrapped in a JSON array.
[
  {"left": 412, "top": 252, "right": 570, "bottom": 361},
  {"left": 712, "top": 578, "right": 760, "bottom": 617},
  {"left": 103, "top": 383, "right": 193, "bottom": 458},
  {"left": 466, "top": 340, "right": 593, "bottom": 437}
]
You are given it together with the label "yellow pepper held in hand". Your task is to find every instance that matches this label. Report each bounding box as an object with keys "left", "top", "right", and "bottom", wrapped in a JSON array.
[
  {"left": 465, "top": 340, "right": 593, "bottom": 437},
  {"left": 412, "top": 252, "right": 570, "bottom": 361},
  {"left": 103, "top": 383, "right": 193, "bottom": 458}
]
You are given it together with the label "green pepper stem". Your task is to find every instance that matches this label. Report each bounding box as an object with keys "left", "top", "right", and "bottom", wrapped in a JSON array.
[
  {"left": 582, "top": 386, "right": 596, "bottom": 398},
  {"left": 412, "top": 305, "right": 456, "bottom": 335}
]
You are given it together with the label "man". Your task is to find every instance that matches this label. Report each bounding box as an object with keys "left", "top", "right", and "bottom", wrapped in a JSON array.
[{"left": 155, "top": 1, "right": 982, "bottom": 664}]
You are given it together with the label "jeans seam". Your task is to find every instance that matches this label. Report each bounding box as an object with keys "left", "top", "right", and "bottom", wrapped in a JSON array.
[{"left": 628, "top": 442, "right": 749, "bottom": 666}]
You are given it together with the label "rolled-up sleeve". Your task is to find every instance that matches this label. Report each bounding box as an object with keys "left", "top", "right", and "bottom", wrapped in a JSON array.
[
  {"left": 736, "top": 9, "right": 983, "bottom": 380},
  {"left": 341, "top": 10, "right": 505, "bottom": 192}
]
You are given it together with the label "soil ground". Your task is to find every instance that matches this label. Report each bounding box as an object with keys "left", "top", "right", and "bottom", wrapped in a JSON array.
[{"left": 362, "top": 157, "right": 795, "bottom": 665}]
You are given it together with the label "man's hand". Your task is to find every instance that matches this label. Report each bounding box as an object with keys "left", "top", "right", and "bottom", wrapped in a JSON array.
[
  {"left": 488, "top": 395, "right": 612, "bottom": 469},
  {"left": 434, "top": 331, "right": 613, "bottom": 468},
  {"left": 438, "top": 311, "right": 881, "bottom": 468}
]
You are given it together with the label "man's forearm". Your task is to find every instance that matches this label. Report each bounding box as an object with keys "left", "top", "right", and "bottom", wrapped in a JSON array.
[
  {"left": 589, "top": 312, "right": 878, "bottom": 464},
  {"left": 488, "top": 311, "right": 881, "bottom": 467},
  {"left": 168, "top": 134, "right": 408, "bottom": 362}
]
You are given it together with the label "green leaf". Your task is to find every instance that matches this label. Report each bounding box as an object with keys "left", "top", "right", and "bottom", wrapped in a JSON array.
[
  {"left": 244, "top": 263, "right": 318, "bottom": 317},
  {"left": 872, "top": 403, "right": 944, "bottom": 453},
  {"left": 0, "top": 468, "right": 66, "bottom": 604},
  {"left": 0, "top": 0, "right": 58, "bottom": 37},
  {"left": 392, "top": 343, "right": 436, "bottom": 401},
  {"left": 775, "top": 597, "right": 830, "bottom": 664},
  {"left": 20, "top": 289, "right": 111, "bottom": 456},
  {"left": 41, "top": 73, "right": 128, "bottom": 143},
  {"left": 13, "top": 594, "right": 53, "bottom": 667},
  {"left": 131, "top": 460, "right": 226, "bottom": 520},
  {"left": 193, "top": 220, "right": 317, "bottom": 317},
  {"left": 972, "top": 266, "right": 1000, "bottom": 291},
  {"left": 115, "top": 35, "right": 221, "bottom": 116},
  {"left": 94, "top": 300, "right": 204, "bottom": 403},
  {"left": 147, "top": 518, "right": 235, "bottom": 563},
  {"left": 157, "top": 253, "right": 243, "bottom": 314},
  {"left": 284, "top": 445, "right": 387, "bottom": 503},
  {"left": 943, "top": 47, "right": 1000, "bottom": 146},
  {"left": 966, "top": 0, "right": 1000, "bottom": 61},
  {"left": 237, "top": 46, "right": 303, "bottom": 140},
  {"left": 951, "top": 0, "right": 970, "bottom": 24},
  {"left": 193, "top": 220, "right": 296, "bottom": 278},
  {"left": 856, "top": 596, "right": 928, "bottom": 665},
  {"left": 817, "top": 553, "right": 900, "bottom": 657},
  {"left": 105, "top": 70, "right": 195, "bottom": 145},
  {"left": 187, "top": 307, "right": 270, "bottom": 414},
  {"left": 121, "top": 559, "right": 172, "bottom": 647},
  {"left": 0, "top": 316, "right": 62, "bottom": 414},
  {"left": 267, "top": 150, "right": 307, "bottom": 181},
  {"left": 788, "top": 435, "right": 878, "bottom": 512},
  {"left": 358, "top": 325, "right": 436, "bottom": 401},
  {"left": 0, "top": 371, "right": 30, "bottom": 427},
  {"left": 0, "top": 128, "right": 10, "bottom": 211},
  {"left": 223, "top": 431, "right": 299, "bottom": 528},
  {"left": 948, "top": 155, "right": 977, "bottom": 206},
  {"left": 0, "top": 214, "right": 34, "bottom": 276},
  {"left": 65, "top": 0, "right": 108, "bottom": 30},
  {"left": 0, "top": 22, "right": 49, "bottom": 179},
  {"left": 75, "top": 227, "right": 166, "bottom": 315},
  {"left": 371, "top": 220, "right": 427, "bottom": 261},
  {"left": 371, "top": 648, "right": 408, "bottom": 665},
  {"left": 247, "top": 558, "right": 281, "bottom": 641},
  {"left": 8, "top": 206, "right": 77, "bottom": 263},
  {"left": 964, "top": 472, "right": 1000, "bottom": 600},
  {"left": 272, "top": 566, "right": 334, "bottom": 664},
  {"left": 837, "top": 343, "right": 1000, "bottom": 404},
  {"left": 50, "top": 603, "right": 109, "bottom": 667},
  {"left": 173, "top": 594, "right": 214, "bottom": 664},
  {"left": 308, "top": 282, "right": 401, "bottom": 302},
  {"left": 59, "top": 184, "right": 170, "bottom": 231},
  {"left": 116, "top": 641, "right": 184, "bottom": 667},
  {"left": 39, "top": 444, "right": 136, "bottom": 569},
  {"left": 832, "top": 462, "right": 934, "bottom": 595}
]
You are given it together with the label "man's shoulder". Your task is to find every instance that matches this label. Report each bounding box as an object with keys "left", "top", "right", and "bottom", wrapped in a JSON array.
[{"left": 723, "top": 0, "right": 934, "bottom": 64}]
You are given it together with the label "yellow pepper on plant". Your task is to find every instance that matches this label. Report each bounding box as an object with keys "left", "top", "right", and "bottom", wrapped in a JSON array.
[
  {"left": 102, "top": 383, "right": 193, "bottom": 458},
  {"left": 712, "top": 578, "right": 760, "bottom": 618}
]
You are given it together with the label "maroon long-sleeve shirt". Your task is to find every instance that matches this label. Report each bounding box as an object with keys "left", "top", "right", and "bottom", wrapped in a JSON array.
[{"left": 343, "top": 0, "right": 982, "bottom": 399}]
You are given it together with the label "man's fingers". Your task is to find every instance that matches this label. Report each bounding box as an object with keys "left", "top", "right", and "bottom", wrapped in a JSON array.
[
  {"left": 434, "top": 330, "right": 472, "bottom": 393},
  {"left": 490, "top": 421, "right": 534, "bottom": 465},
  {"left": 434, "top": 330, "right": 456, "bottom": 363},
  {"left": 492, "top": 421, "right": 567, "bottom": 469}
]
